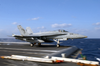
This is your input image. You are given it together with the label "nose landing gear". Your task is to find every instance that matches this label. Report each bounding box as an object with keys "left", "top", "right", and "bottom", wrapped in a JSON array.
[{"left": 53, "top": 39, "right": 60, "bottom": 48}]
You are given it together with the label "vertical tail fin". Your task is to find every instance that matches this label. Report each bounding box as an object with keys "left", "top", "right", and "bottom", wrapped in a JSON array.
[
  {"left": 26, "top": 27, "right": 33, "bottom": 35},
  {"left": 17, "top": 25, "right": 28, "bottom": 36}
]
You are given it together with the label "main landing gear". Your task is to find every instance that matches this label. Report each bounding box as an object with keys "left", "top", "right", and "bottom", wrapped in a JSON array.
[
  {"left": 30, "top": 44, "right": 34, "bottom": 47},
  {"left": 30, "top": 43, "right": 36, "bottom": 47},
  {"left": 38, "top": 43, "right": 41, "bottom": 46},
  {"left": 30, "top": 43, "right": 41, "bottom": 47}
]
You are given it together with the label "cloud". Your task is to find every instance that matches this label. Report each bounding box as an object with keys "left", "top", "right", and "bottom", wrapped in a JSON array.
[
  {"left": 12, "top": 22, "right": 17, "bottom": 25},
  {"left": 94, "top": 22, "right": 100, "bottom": 26},
  {"left": 37, "top": 26, "right": 45, "bottom": 29},
  {"left": 32, "top": 17, "right": 40, "bottom": 20},
  {"left": 28, "top": 17, "right": 40, "bottom": 20},
  {"left": 52, "top": 23, "right": 72, "bottom": 28},
  {"left": 95, "top": 27, "right": 100, "bottom": 30},
  {"left": 33, "top": 26, "right": 47, "bottom": 32}
]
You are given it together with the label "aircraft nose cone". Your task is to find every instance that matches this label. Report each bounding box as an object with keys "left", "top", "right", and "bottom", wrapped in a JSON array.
[{"left": 78, "top": 35, "right": 87, "bottom": 38}]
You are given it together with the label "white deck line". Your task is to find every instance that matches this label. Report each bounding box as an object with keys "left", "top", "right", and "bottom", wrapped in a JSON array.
[{"left": 0, "top": 42, "right": 30, "bottom": 44}]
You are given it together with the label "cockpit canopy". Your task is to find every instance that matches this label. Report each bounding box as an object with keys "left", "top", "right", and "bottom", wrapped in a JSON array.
[{"left": 58, "top": 29, "right": 68, "bottom": 32}]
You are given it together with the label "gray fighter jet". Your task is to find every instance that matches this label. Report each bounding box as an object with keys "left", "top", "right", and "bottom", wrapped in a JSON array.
[{"left": 12, "top": 25, "right": 87, "bottom": 47}]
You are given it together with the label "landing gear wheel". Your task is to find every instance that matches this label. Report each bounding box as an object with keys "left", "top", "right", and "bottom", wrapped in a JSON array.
[
  {"left": 30, "top": 44, "right": 34, "bottom": 47},
  {"left": 57, "top": 44, "right": 60, "bottom": 48}
]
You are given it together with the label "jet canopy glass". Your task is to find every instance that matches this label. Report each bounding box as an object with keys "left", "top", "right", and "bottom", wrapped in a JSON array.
[{"left": 58, "top": 30, "right": 68, "bottom": 32}]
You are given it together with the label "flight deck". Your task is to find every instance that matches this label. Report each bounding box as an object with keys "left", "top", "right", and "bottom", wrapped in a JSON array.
[{"left": 0, "top": 43, "right": 82, "bottom": 66}]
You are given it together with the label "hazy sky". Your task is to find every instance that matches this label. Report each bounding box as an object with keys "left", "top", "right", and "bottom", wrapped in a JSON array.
[{"left": 0, "top": 0, "right": 100, "bottom": 38}]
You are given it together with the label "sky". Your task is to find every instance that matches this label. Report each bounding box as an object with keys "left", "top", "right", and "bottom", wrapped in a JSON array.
[{"left": 0, "top": 0, "right": 100, "bottom": 38}]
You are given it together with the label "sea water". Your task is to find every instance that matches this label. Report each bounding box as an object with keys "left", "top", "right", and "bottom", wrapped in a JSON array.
[{"left": 61, "top": 39, "right": 100, "bottom": 61}]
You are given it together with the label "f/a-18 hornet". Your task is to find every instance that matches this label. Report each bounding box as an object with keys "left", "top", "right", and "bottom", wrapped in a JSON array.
[{"left": 12, "top": 25, "right": 87, "bottom": 47}]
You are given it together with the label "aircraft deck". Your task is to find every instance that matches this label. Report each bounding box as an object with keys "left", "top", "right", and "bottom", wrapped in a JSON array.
[{"left": 0, "top": 43, "right": 81, "bottom": 66}]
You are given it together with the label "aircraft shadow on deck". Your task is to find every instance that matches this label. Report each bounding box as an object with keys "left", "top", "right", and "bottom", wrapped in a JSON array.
[
  {"left": 32, "top": 44, "right": 70, "bottom": 48},
  {"left": 33, "top": 45, "right": 56, "bottom": 47}
]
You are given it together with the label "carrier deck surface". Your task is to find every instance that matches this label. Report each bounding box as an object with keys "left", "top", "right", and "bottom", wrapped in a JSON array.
[{"left": 0, "top": 43, "right": 81, "bottom": 66}]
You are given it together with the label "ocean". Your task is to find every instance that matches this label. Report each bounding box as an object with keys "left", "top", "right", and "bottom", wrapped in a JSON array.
[
  {"left": 0, "top": 38, "right": 100, "bottom": 61},
  {"left": 61, "top": 39, "right": 100, "bottom": 61}
]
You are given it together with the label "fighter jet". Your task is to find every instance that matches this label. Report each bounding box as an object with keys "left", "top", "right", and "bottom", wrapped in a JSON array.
[{"left": 12, "top": 25, "right": 87, "bottom": 47}]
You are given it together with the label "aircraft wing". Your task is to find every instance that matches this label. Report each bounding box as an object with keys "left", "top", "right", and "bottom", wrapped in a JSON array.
[
  {"left": 12, "top": 33, "right": 66, "bottom": 43},
  {"left": 13, "top": 33, "right": 66, "bottom": 38}
]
